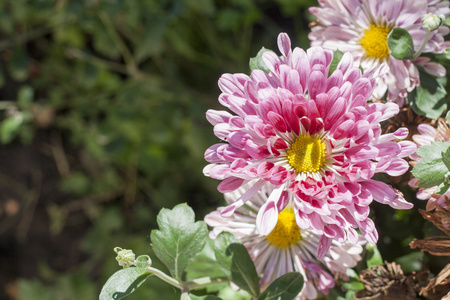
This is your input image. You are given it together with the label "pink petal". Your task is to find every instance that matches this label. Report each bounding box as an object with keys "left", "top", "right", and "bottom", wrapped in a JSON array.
[
  {"left": 384, "top": 158, "right": 409, "bottom": 176},
  {"left": 276, "top": 190, "right": 289, "bottom": 212},
  {"left": 345, "top": 145, "right": 378, "bottom": 162},
  {"left": 361, "top": 180, "right": 413, "bottom": 209},
  {"left": 206, "top": 109, "right": 233, "bottom": 126},
  {"left": 308, "top": 70, "right": 326, "bottom": 100},
  {"left": 324, "top": 97, "right": 346, "bottom": 130},
  {"left": 317, "top": 235, "right": 333, "bottom": 259},
  {"left": 277, "top": 32, "right": 292, "bottom": 60},
  {"left": 256, "top": 200, "right": 279, "bottom": 236},
  {"left": 221, "top": 179, "right": 266, "bottom": 217},
  {"left": 282, "top": 100, "right": 300, "bottom": 135},
  {"left": 332, "top": 119, "right": 354, "bottom": 139},
  {"left": 269, "top": 166, "right": 289, "bottom": 185},
  {"left": 267, "top": 111, "right": 288, "bottom": 132},
  {"left": 359, "top": 219, "right": 378, "bottom": 244}
]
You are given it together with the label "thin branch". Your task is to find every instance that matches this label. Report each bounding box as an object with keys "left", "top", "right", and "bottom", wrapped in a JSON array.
[
  {"left": 65, "top": 47, "right": 150, "bottom": 81},
  {"left": 98, "top": 12, "right": 138, "bottom": 75}
]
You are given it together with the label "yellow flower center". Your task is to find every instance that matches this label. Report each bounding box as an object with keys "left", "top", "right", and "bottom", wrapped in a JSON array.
[
  {"left": 266, "top": 209, "right": 301, "bottom": 248},
  {"left": 360, "top": 24, "right": 391, "bottom": 59},
  {"left": 286, "top": 135, "right": 326, "bottom": 173}
]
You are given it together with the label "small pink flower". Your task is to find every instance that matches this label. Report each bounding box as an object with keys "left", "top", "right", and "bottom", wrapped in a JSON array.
[
  {"left": 204, "top": 33, "right": 415, "bottom": 256},
  {"left": 309, "top": 0, "right": 450, "bottom": 105},
  {"left": 409, "top": 120, "right": 450, "bottom": 210},
  {"left": 205, "top": 183, "right": 365, "bottom": 300}
]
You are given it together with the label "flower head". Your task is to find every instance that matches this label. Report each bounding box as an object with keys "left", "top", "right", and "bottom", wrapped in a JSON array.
[
  {"left": 204, "top": 33, "right": 416, "bottom": 256},
  {"left": 309, "top": 0, "right": 450, "bottom": 105},
  {"left": 205, "top": 183, "right": 364, "bottom": 299}
]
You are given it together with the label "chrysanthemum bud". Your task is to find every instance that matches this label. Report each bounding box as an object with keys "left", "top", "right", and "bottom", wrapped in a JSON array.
[
  {"left": 422, "top": 13, "right": 444, "bottom": 31},
  {"left": 114, "top": 247, "right": 136, "bottom": 268}
]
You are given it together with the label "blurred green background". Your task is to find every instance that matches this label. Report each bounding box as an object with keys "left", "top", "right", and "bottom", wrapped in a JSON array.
[{"left": 0, "top": 1, "right": 317, "bottom": 299}]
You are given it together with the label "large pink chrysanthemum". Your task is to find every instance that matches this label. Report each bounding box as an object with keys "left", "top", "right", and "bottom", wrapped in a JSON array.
[
  {"left": 409, "top": 120, "right": 450, "bottom": 210},
  {"left": 205, "top": 183, "right": 364, "bottom": 300},
  {"left": 204, "top": 33, "right": 416, "bottom": 256},
  {"left": 309, "top": 0, "right": 450, "bottom": 105}
]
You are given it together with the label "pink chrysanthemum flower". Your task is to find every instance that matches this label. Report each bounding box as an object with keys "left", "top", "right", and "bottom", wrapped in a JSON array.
[
  {"left": 204, "top": 33, "right": 416, "bottom": 256},
  {"left": 309, "top": 0, "right": 450, "bottom": 105},
  {"left": 205, "top": 183, "right": 364, "bottom": 300},
  {"left": 409, "top": 119, "right": 450, "bottom": 210}
]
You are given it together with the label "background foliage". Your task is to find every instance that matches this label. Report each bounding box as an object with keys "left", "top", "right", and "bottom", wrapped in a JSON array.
[{"left": 0, "top": 0, "right": 447, "bottom": 299}]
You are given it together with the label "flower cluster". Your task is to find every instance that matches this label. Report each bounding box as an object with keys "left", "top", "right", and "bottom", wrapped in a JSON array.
[
  {"left": 204, "top": 32, "right": 415, "bottom": 257},
  {"left": 309, "top": 0, "right": 450, "bottom": 105},
  {"left": 202, "top": 1, "right": 450, "bottom": 298}
]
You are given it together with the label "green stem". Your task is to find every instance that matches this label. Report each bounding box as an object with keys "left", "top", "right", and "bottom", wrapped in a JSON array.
[
  {"left": 145, "top": 267, "right": 228, "bottom": 293},
  {"left": 146, "top": 266, "right": 183, "bottom": 289},
  {"left": 412, "top": 29, "right": 431, "bottom": 60}
]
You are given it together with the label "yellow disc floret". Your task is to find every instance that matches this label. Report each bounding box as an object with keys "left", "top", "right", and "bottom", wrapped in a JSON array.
[
  {"left": 286, "top": 135, "right": 326, "bottom": 173},
  {"left": 266, "top": 208, "right": 301, "bottom": 248},
  {"left": 360, "top": 24, "right": 391, "bottom": 59}
]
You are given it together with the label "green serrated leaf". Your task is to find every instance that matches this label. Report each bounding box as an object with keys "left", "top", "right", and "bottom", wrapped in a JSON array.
[
  {"left": 412, "top": 141, "right": 450, "bottom": 188},
  {"left": 257, "top": 272, "right": 303, "bottom": 300},
  {"left": 99, "top": 267, "right": 152, "bottom": 300},
  {"left": 150, "top": 203, "right": 208, "bottom": 281},
  {"left": 436, "top": 181, "right": 450, "bottom": 194},
  {"left": 185, "top": 238, "right": 228, "bottom": 293},
  {"left": 387, "top": 27, "right": 414, "bottom": 60},
  {"left": 213, "top": 231, "right": 240, "bottom": 278},
  {"left": 213, "top": 232, "right": 260, "bottom": 297},
  {"left": 442, "top": 146, "right": 450, "bottom": 171},
  {"left": 366, "top": 243, "right": 382, "bottom": 268},
  {"left": 408, "top": 71, "right": 447, "bottom": 119},
  {"left": 341, "top": 280, "right": 364, "bottom": 291},
  {"left": 249, "top": 47, "right": 275, "bottom": 73},
  {"left": 446, "top": 110, "right": 450, "bottom": 123},
  {"left": 328, "top": 49, "right": 344, "bottom": 77}
]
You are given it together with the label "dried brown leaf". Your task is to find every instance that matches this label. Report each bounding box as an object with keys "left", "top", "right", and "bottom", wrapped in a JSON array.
[{"left": 410, "top": 236, "right": 450, "bottom": 256}]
